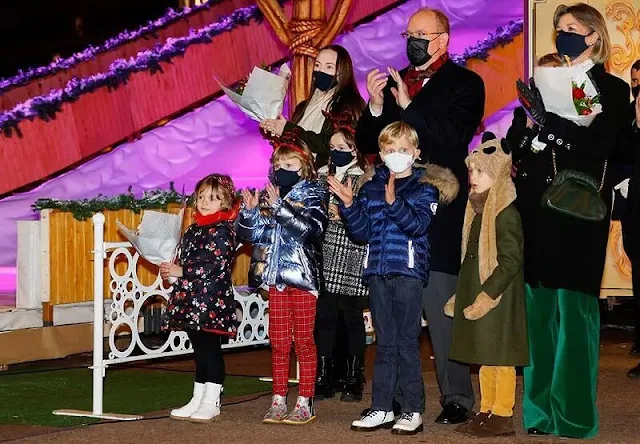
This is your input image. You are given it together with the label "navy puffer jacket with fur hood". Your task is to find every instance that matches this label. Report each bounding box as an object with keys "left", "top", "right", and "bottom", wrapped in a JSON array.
[{"left": 340, "top": 164, "right": 458, "bottom": 285}]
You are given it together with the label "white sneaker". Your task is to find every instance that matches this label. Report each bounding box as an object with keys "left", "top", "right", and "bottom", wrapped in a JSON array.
[
  {"left": 392, "top": 412, "right": 423, "bottom": 435},
  {"left": 189, "top": 382, "right": 222, "bottom": 423},
  {"left": 351, "top": 410, "right": 395, "bottom": 431},
  {"left": 170, "top": 382, "right": 205, "bottom": 420}
]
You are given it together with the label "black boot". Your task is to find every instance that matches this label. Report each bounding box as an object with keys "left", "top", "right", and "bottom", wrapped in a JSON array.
[
  {"left": 341, "top": 357, "right": 364, "bottom": 402},
  {"left": 332, "top": 358, "right": 346, "bottom": 393},
  {"left": 315, "top": 356, "right": 335, "bottom": 400}
]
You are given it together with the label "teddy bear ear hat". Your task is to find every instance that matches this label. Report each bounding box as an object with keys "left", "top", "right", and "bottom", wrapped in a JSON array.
[{"left": 465, "top": 133, "right": 512, "bottom": 182}]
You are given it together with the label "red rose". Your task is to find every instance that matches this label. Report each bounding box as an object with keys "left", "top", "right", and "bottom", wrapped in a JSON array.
[
  {"left": 580, "top": 108, "right": 592, "bottom": 116},
  {"left": 573, "top": 88, "right": 586, "bottom": 99}
]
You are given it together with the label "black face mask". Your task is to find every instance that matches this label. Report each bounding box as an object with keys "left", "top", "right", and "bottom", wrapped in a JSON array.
[
  {"left": 633, "top": 86, "right": 640, "bottom": 99},
  {"left": 406, "top": 36, "right": 436, "bottom": 67},
  {"left": 274, "top": 169, "right": 301, "bottom": 189},
  {"left": 555, "top": 31, "right": 591, "bottom": 60},
  {"left": 313, "top": 71, "right": 337, "bottom": 92},
  {"left": 330, "top": 150, "right": 354, "bottom": 167}
]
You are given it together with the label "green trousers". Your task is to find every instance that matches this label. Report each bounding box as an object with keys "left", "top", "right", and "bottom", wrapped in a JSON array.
[{"left": 523, "top": 284, "right": 600, "bottom": 439}]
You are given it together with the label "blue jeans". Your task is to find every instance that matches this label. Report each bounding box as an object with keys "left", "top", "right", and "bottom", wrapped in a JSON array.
[{"left": 369, "top": 275, "right": 424, "bottom": 413}]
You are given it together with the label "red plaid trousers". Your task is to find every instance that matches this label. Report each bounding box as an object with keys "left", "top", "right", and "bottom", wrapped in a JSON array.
[{"left": 268, "top": 286, "right": 318, "bottom": 398}]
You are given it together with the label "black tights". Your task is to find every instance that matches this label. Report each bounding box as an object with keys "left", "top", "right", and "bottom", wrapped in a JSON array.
[{"left": 187, "top": 330, "right": 225, "bottom": 384}]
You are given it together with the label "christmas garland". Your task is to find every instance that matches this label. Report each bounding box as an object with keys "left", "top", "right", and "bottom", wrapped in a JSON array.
[
  {"left": 0, "top": 0, "right": 255, "bottom": 94},
  {"left": 0, "top": 17, "right": 523, "bottom": 138},
  {"left": 32, "top": 184, "right": 189, "bottom": 221},
  {"left": 0, "top": 3, "right": 278, "bottom": 138},
  {"left": 450, "top": 19, "right": 523, "bottom": 65}
]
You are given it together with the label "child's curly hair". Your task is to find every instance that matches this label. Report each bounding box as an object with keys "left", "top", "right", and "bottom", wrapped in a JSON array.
[{"left": 193, "top": 174, "right": 236, "bottom": 210}]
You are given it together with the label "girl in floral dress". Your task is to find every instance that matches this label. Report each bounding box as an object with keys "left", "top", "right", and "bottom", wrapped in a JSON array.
[{"left": 162, "top": 174, "right": 239, "bottom": 423}]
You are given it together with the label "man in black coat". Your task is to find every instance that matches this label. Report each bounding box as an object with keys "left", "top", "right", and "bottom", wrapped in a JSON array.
[
  {"left": 616, "top": 61, "right": 640, "bottom": 378},
  {"left": 355, "top": 7, "right": 485, "bottom": 424}
]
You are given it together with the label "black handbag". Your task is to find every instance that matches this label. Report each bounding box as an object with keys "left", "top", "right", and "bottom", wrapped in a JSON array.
[{"left": 541, "top": 149, "right": 608, "bottom": 221}]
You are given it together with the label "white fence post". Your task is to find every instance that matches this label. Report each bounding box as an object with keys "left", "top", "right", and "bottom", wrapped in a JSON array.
[
  {"left": 92, "top": 213, "right": 105, "bottom": 415},
  {"left": 53, "top": 213, "right": 142, "bottom": 421}
]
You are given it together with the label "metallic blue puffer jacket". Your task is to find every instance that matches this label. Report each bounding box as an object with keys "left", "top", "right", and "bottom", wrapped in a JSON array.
[{"left": 236, "top": 179, "right": 328, "bottom": 293}]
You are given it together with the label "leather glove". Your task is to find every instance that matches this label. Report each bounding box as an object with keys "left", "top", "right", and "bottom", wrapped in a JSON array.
[
  {"left": 443, "top": 295, "right": 455, "bottom": 318},
  {"left": 463, "top": 292, "right": 502, "bottom": 321},
  {"left": 517, "top": 78, "right": 547, "bottom": 126}
]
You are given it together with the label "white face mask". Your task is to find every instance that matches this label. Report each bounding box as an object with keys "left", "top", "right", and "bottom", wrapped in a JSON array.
[{"left": 383, "top": 152, "right": 415, "bottom": 173}]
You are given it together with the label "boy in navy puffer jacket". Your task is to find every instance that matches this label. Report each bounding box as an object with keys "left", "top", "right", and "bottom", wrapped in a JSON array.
[{"left": 328, "top": 121, "right": 459, "bottom": 435}]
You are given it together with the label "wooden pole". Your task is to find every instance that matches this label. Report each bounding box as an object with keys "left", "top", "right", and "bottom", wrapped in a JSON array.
[{"left": 257, "top": 0, "right": 353, "bottom": 110}]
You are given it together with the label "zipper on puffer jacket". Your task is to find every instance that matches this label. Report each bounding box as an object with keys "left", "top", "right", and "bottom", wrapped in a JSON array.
[
  {"left": 268, "top": 224, "right": 282, "bottom": 285},
  {"left": 408, "top": 240, "right": 415, "bottom": 269},
  {"left": 363, "top": 245, "right": 369, "bottom": 269}
]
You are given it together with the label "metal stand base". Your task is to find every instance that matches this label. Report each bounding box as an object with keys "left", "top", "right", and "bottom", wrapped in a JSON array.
[{"left": 53, "top": 409, "right": 143, "bottom": 421}]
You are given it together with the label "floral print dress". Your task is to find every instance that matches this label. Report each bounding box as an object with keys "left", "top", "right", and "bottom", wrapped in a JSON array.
[{"left": 165, "top": 220, "right": 238, "bottom": 336}]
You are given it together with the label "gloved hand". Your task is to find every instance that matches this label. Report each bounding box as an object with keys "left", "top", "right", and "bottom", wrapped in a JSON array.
[
  {"left": 517, "top": 78, "right": 547, "bottom": 126},
  {"left": 463, "top": 292, "right": 502, "bottom": 320},
  {"left": 443, "top": 295, "right": 455, "bottom": 318}
]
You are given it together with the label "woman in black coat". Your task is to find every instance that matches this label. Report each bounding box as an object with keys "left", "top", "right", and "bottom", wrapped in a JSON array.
[
  {"left": 260, "top": 45, "right": 365, "bottom": 167},
  {"left": 512, "top": 3, "right": 629, "bottom": 439}
]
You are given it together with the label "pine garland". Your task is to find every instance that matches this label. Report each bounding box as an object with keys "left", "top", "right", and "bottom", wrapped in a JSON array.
[{"left": 32, "top": 183, "right": 189, "bottom": 221}]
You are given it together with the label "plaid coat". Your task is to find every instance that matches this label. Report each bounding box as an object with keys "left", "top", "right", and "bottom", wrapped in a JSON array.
[{"left": 319, "top": 165, "right": 369, "bottom": 299}]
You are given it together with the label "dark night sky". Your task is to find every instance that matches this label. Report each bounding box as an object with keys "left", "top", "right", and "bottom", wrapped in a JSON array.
[{"left": 0, "top": 0, "right": 179, "bottom": 78}]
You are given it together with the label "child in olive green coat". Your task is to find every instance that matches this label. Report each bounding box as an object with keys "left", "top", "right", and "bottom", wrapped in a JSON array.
[{"left": 444, "top": 133, "right": 528, "bottom": 438}]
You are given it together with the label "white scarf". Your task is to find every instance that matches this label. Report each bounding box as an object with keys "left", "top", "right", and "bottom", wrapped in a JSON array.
[{"left": 297, "top": 88, "right": 336, "bottom": 134}]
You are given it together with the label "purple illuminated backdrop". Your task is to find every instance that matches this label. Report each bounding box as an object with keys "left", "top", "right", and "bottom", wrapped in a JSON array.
[{"left": 0, "top": 0, "right": 522, "bottom": 299}]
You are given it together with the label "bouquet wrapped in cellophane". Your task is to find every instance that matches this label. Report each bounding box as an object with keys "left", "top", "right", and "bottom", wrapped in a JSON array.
[{"left": 533, "top": 65, "right": 602, "bottom": 127}]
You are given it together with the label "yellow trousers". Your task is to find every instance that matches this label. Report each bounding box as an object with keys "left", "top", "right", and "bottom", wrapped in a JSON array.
[{"left": 479, "top": 365, "right": 516, "bottom": 417}]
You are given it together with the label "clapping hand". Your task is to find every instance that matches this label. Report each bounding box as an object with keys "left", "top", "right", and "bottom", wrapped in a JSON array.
[
  {"left": 516, "top": 78, "right": 546, "bottom": 126},
  {"left": 259, "top": 114, "right": 287, "bottom": 137},
  {"left": 327, "top": 176, "right": 354, "bottom": 208},
  {"left": 366, "top": 69, "right": 388, "bottom": 115},
  {"left": 385, "top": 172, "right": 396, "bottom": 205},
  {"left": 388, "top": 68, "right": 411, "bottom": 110},
  {"left": 265, "top": 183, "right": 280, "bottom": 206},
  {"left": 241, "top": 188, "right": 260, "bottom": 210}
]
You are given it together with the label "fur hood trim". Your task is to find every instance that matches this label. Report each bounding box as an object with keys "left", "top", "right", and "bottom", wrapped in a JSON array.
[
  {"left": 356, "top": 163, "right": 459, "bottom": 204},
  {"left": 417, "top": 163, "right": 459, "bottom": 204}
]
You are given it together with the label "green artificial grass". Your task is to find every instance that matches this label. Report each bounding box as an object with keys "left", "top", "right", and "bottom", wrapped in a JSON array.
[{"left": 0, "top": 367, "right": 271, "bottom": 427}]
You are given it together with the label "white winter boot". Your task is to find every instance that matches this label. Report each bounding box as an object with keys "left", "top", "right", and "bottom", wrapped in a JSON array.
[
  {"left": 170, "top": 382, "right": 205, "bottom": 420},
  {"left": 189, "top": 382, "right": 222, "bottom": 422}
]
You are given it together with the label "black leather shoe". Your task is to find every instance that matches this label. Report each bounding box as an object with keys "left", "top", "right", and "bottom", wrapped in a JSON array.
[
  {"left": 435, "top": 403, "right": 470, "bottom": 425},
  {"left": 627, "top": 362, "right": 640, "bottom": 379},
  {"left": 527, "top": 428, "right": 549, "bottom": 436}
]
